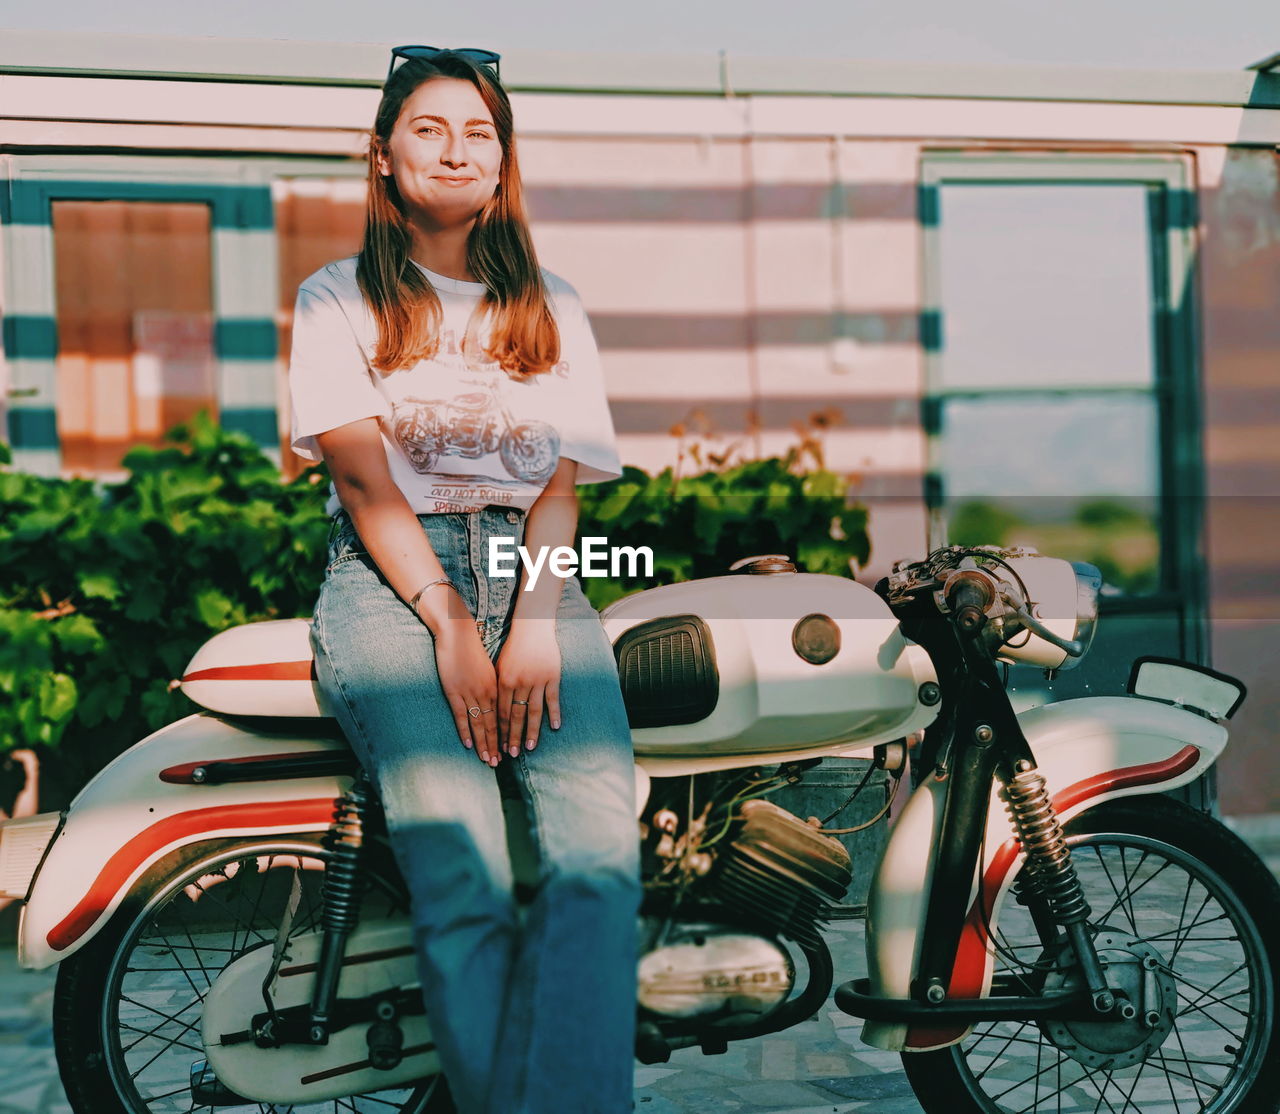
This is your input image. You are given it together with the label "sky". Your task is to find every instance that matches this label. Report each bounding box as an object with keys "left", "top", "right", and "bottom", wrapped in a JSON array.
[{"left": 4, "top": 0, "right": 1280, "bottom": 72}]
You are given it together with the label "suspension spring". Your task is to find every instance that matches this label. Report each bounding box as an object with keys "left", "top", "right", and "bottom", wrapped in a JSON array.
[
  {"left": 322, "top": 773, "right": 370, "bottom": 936},
  {"left": 1001, "top": 768, "right": 1091, "bottom": 925}
]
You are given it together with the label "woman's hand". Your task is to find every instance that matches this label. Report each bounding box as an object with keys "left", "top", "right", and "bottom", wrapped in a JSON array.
[
  {"left": 434, "top": 619, "right": 502, "bottom": 766},
  {"left": 495, "top": 621, "right": 562, "bottom": 757}
]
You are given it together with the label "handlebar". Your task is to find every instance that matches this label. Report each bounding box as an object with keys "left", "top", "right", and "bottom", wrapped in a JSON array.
[
  {"left": 945, "top": 573, "right": 994, "bottom": 634},
  {"left": 1003, "top": 597, "right": 1088, "bottom": 658}
]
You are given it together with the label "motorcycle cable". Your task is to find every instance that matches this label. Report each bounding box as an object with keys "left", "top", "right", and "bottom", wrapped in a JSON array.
[
  {"left": 929, "top": 547, "right": 1035, "bottom": 613},
  {"left": 697, "top": 770, "right": 797, "bottom": 852},
  {"left": 819, "top": 766, "right": 904, "bottom": 836},
  {"left": 817, "top": 759, "right": 878, "bottom": 826}
]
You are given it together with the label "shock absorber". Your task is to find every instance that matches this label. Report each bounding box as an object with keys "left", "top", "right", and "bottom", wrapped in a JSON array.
[
  {"left": 1001, "top": 766, "right": 1090, "bottom": 925},
  {"left": 1002, "top": 762, "right": 1115, "bottom": 1013},
  {"left": 308, "top": 772, "right": 372, "bottom": 1041},
  {"left": 322, "top": 774, "right": 370, "bottom": 935}
]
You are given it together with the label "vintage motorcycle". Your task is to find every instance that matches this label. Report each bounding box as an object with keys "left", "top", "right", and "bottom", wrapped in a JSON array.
[
  {"left": 1, "top": 546, "right": 1276, "bottom": 1114},
  {"left": 391, "top": 384, "right": 560, "bottom": 485}
]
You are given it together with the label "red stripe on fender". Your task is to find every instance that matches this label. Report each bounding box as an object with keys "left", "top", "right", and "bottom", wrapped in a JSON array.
[
  {"left": 905, "top": 744, "right": 1202, "bottom": 1049},
  {"left": 47, "top": 798, "right": 336, "bottom": 952},
  {"left": 159, "top": 752, "right": 336, "bottom": 784},
  {"left": 182, "top": 661, "right": 315, "bottom": 683},
  {"left": 1053, "top": 745, "right": 1200, "bottom": 815}
]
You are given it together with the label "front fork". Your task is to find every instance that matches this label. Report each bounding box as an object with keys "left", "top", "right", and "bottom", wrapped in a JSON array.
[{"left": 913, "top": 649, "right": 1114, "bottom": 1016}]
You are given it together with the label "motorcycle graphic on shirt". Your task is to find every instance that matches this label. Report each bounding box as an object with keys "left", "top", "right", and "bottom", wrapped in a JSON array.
[{"left": 390, "top": 381, "right": 560, "bottom": 485}]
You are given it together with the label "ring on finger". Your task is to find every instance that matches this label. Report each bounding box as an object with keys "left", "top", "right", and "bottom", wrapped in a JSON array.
[{"left": 512, "top": 698, "right": 529, "bottom": 706}]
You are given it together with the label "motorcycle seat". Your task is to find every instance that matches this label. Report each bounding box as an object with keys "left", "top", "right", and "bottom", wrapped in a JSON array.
[{"left": 178, "top": 616, "right": 712, "bottom": 731}]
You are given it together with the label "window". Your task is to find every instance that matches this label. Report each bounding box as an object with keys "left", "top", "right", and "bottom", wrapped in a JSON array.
[
  {"left": 52, "top": 200, "right": 216, "bottom": 473},
  {"left": 922, "top": 156, "right": 1202, "bottom": 640}
]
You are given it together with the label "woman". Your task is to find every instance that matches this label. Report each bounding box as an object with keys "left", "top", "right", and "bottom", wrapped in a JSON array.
[{"left": 287, "top": 47, "right": 640, "bottom": 1114}]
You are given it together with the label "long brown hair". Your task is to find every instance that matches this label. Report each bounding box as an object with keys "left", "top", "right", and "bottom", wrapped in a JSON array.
[{"left": 358, "top": 52, "right": 558, "bottom": 375}]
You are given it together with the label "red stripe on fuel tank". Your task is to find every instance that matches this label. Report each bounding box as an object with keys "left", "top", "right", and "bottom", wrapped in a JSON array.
[
  {"left": 182, "top": 661, "right": 315, "bottom": 683},
  {"left": 905, "top": 744, "right": 1201, "bottom": 1049},
  {"left": 47, "top": 798, "right": 335, "bottom": 952}
]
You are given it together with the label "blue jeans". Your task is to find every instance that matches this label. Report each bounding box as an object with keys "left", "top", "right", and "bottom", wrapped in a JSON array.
[{"left": 310, "top": 507, "right": 640, "bottom": 1114}]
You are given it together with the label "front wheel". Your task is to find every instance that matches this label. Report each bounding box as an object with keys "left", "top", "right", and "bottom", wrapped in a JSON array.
[
  {"left": 53, "top": 836, "right": 456, "bottom": 1114},
  {"left": 902, "top": 797, "right": 1280, "bottom": 1114}
]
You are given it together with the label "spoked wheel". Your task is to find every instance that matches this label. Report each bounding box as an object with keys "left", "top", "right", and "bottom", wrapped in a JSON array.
[
  {"left": 53, "top": 837, "right": 456, "bottom": 1114},
  {"left": 902, "top": 798, "right": 1280, "bottom": 1114}
]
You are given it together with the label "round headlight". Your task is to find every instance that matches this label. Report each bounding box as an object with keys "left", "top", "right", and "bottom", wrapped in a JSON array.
[{"left": 1064, "top": 561, "right": 1103, "bottom": 668}]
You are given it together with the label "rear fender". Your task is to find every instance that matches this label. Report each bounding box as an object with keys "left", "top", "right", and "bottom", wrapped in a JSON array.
[
  {"left": 19, "top": 713, "right": 348, "bottom": 970},
  {"left": 861, "top": 695, "right": 1226, "bottom": 1051}
]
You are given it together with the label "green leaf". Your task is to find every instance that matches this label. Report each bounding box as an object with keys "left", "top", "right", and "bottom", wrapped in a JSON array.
[
  {"left": 38, "top": 672, "right": 78, "bottom": 723},
  {"left": 78, "top": 573, "right": 123, "bottom": 601},
  {"left": 193, "top": 587, "right": 235, "bottom": 629},
  {"left": 52, "top": 613, "right": 105, "bottom": 654}
]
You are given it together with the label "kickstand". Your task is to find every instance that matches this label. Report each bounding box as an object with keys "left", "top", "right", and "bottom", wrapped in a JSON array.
[{"left": 259, "top": 866, "right": 304, "bottom": 1030}]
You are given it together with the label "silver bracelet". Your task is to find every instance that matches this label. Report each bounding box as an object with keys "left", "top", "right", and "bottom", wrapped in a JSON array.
[{"left": 408, "top": 577, "right": 455, "bottom": 616}]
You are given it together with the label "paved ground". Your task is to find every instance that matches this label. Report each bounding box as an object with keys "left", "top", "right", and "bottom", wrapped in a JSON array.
[
  {"left": 0, "top": 944, "right": 67, "bottom": 1114},
  {"left": 2, "top": 816, "right": 1276, "bottom": 1114},
  {"left": 0, "top": 914, "right": 918, "bottom": 1114},
  {"left": 633, "top": 915, "right": 921, "bottom": 1114}
]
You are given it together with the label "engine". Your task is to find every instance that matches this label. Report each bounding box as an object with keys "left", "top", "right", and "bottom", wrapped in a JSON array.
[
  {"left": 637, "top": 797, "right": 852, "bottom": 1023},
  {"left": 703, "top": 799, "right": 852, "bottom": 947}
]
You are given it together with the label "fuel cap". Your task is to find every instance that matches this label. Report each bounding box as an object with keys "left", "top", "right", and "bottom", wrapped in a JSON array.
[{"left": 728, "top": 554, "right": 798, "bottom": 575}]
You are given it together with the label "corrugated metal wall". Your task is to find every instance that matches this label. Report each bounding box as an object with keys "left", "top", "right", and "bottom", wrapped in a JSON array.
[
  {"left": 1197, "top": 146, "right": 1280, "bottom": 815},
  {"left": 2, "top": 65, "right": 1278, "bottom": 813}
]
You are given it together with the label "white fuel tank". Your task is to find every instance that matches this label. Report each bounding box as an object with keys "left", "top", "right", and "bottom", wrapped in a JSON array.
[{"left": 601, "top": 572, "right": 937, "bottom": 757}]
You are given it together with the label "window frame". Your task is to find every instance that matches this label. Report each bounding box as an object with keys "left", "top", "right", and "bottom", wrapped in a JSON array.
[
  {"left": 0, "top": 153, "right": 368, "bottom": 475},
  {"left": 919, "top": 151, "right": 1206, "bottom": 662}
]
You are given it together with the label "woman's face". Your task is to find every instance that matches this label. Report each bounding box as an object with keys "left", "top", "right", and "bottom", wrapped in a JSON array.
[{"left": 377, "top": 77, "right": 502, "bottom": 227}]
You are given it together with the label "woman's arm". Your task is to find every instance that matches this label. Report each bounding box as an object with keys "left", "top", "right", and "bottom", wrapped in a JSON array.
[
  {"left": 495, "top": 457, "right": 579, "bottom": 755},
  {"left": 316, "top": 418, "right": 503, "bottom": 766}
]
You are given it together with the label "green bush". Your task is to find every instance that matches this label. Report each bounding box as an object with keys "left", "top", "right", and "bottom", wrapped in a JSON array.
[
  {"left": 577, "top": 455, "right": 869, "bottom": 609},
  {"left": 0, "top": 417, "right": 868, "bottom": 798}
]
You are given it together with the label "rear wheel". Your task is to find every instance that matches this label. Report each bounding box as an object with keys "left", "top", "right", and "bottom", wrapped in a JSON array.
[
  {"left": 53, "top": 836, "right": 456, "bottom": 1114},
  {"left": 901, "top": 797, "right": 1280, "bottom": 1114}
]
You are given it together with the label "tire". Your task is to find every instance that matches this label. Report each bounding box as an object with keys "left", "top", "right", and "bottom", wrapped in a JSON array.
[
  {"left": 901, "top": 797, "right": 1280, "bottom": 1114},
  {"left": 499, "top": 421, "right": 558, "bottom": 485},
  {"left": 53, "top": 835, "right": 457, "bottom": 1114}
]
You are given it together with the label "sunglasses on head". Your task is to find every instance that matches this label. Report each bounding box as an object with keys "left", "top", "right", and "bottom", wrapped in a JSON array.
[{"left": 386, "top": 45, "right": 502, "bottom": 84}]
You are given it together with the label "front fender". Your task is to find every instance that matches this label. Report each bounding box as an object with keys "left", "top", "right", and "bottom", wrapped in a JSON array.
[
  {"left": 19, "top": 713, "right": 349, "bottom": 970},
  {"left": 861, "top": 694, "right": 1226, "bottom": 1052}
]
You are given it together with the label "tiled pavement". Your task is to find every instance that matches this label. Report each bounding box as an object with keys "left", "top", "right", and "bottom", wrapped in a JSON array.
[
  {"left": 632, "top": 916, "right": 922, "bottom": 1114},
  {"left": 0, "top": 944, "right": 68, "bottom": 1114},
  {"left": 0, "top": 914, "right": 920, "bottom": 1114},
  {"left": 3, "top": 817, "right": 1277, "bottom": 1114}
]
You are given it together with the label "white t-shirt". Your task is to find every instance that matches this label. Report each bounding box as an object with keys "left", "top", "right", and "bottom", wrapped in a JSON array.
[{"left": 288, "top": 256, "right": 621, "bottom": 515}]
